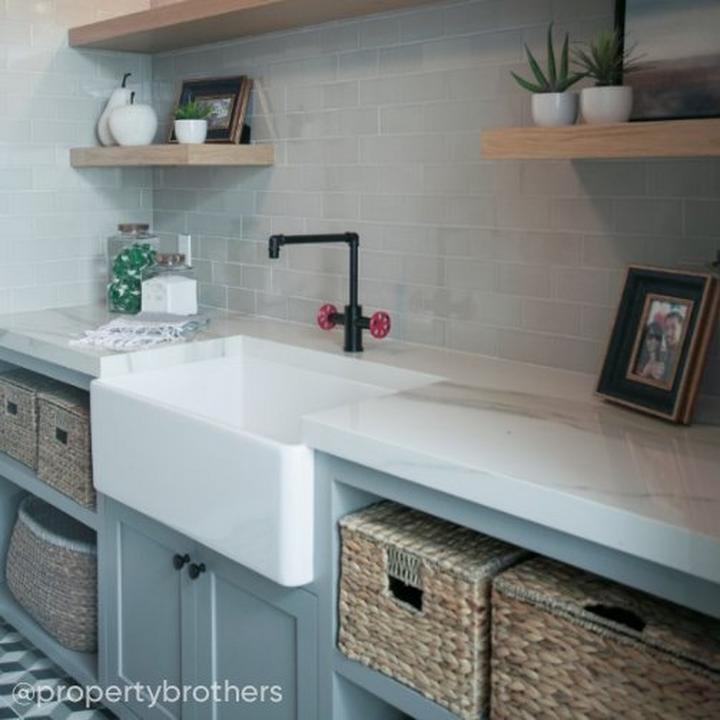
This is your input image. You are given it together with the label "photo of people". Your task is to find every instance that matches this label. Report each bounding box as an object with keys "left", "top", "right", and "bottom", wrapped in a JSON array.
[{"left": 627, "top": 295, "right": 693, "bottom": 390}]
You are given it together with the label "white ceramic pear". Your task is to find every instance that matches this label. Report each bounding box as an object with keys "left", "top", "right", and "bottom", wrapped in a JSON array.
[
  {"left": 109, "top": 92, "right": 158, "bottom": 146},
  {"left": 97, "top": 73, "right": 133, "bottom": 146}
]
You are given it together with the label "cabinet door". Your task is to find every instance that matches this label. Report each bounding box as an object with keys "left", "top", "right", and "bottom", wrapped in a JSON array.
[
  {"left": 192, "top": 550, "right": 318, "bottom": 720},
  {"left": 101, "top": 500, "right": 197, "bottom": 720}
]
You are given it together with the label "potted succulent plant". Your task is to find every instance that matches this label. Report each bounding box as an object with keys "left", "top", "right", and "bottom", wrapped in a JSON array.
[
  {"left": 512, "top": 23, "right": 585, "bottom": 127},
  {"left": 174, "top": 99, "right": 212, "bottom": 144},
  {"left": 573, "top": 29, "right": 639, "bottom": 124}
]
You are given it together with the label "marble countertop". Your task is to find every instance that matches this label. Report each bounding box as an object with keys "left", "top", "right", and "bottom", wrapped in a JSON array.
[{"left": 0, "top": 304, "right": 718, "bottom": 585}]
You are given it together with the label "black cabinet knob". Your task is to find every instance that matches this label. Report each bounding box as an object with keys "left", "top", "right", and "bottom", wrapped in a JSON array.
[
  {"left": 173, "top": 553, "right": 190, "bottom": 571},
  {"left": 188, "top": 562, "right": 206, "bottom": 580}
]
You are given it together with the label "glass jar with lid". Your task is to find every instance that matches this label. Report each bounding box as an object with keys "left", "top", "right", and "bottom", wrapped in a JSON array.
[
  {"left": 107, "top": 224, "right": 158, "bottom": 281},
  {"left": 141, "top": 253, "right": 198, "bottom": 316},
  {"left": 107, "top": 224, "right": 158, "bottom": 314}
]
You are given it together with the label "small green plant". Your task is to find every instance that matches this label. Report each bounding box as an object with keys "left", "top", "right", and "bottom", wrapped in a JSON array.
[
  {"left": 175, "top": 99, "right": 212, "bottom": 121},
  {"left": 511, "top": 23, "right": 585, "bottom": 93},
  {"left": 572, "top": 29, "right": 640, "bottom": 87}
]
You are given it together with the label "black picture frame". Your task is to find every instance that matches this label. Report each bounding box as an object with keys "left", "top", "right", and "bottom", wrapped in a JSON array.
[
  {"left": 168, "top": 76, "right": 251, "bottom": 144},
  {"left": 596, "top": 266, "right": 718, "bottom": 424},
  {"left": 615, "top": 0, "right": 720, "bottom": 121}
]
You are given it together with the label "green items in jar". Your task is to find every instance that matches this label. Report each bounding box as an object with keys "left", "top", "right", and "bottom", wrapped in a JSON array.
[{"left": 108, "top": 243, "right": 156, "bottom": 314}]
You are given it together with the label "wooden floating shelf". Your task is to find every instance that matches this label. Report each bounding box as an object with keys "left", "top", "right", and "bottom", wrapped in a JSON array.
[
  {"left": 70, "top": 143, "right": 275, "bottom": 168},
  {"left": 481, "top": 119, "right": 720, "bottom": 160},
  {"left": 69, "top": 0, "right": 438, "bottom": 53}
]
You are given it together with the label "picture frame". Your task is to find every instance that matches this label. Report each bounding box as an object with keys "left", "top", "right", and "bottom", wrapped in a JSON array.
[
  {"left": 168, "top": 75, "right": 253, "bottom": 143},
  {"left": 596, "top": 266, "right": 719, "bottom": 424},
  {"left": 615, "top": 0, "right": 720, "bottom": 121}
]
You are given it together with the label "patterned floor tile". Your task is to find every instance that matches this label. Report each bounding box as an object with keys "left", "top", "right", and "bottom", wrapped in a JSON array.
[{"left": 0, "top": 618, "right": 115, "bottom": 720}]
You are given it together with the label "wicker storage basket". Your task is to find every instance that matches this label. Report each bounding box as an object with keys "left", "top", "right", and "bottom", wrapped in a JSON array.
[
  {"left": 339, "top": 501, "right": 527, "bottom": 720},
  {"left": 491, "top": 556, "right": 720, "bottom": 720},
  {"left": 38, "top": 386, "right": 94, "bottom": 508},
  {"left": 0, "top": 369, "right": 64, "bottom": 469},
  {"left": 6, "top": 496, "right": 97, "bottom": 652}
]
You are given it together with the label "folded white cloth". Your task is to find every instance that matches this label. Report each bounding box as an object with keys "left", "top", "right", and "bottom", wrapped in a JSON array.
[{"left": 71, "top": 313, "right": 209, "bottom": 352}]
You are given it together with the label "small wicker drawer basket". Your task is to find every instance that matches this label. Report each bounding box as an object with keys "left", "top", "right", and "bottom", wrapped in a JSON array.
[
  {"left": 491, "top": 557, "right": 720, "bottom": 720},
  {"left": 38, "top": 386, "right": 94, "bottom": 509},
  {"left": 0, "top": 369, "right": 64, "bottom": 469},
  {"left": 338, "top": 501, "right": 527, "bottom": 720},
  {"left": 6, "top": 496, "right": 97, "bottom": 652}
]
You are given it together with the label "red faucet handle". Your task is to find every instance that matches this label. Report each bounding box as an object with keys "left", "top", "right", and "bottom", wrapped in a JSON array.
[
  {"left": 369, "top": 311, "right": 391, "bottom": 340},
  {"left": 317, "top": 304, "right": 338, "bottom": 331}
]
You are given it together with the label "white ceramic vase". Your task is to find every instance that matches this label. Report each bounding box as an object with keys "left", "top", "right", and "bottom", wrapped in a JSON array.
[
  {"left": 531, "top": 92, "right": 578, "bottom": 127},
  {"left": 174, "top": 119, "right": 208, "bottom": 144},
  {"left": 581, "top": 86, "right": 633, "bottom": 124},
  {"left": 108, "top": 102, "right": 158, "bottom": 146}
]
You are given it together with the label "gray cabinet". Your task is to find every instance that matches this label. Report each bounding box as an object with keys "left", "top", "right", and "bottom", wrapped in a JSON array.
[
  {"left": 101, "top": 500, "right": 195, "bottom": 720},
  {"left": 101, "top": 500, "right": 317, "bottom": 720},
  {"left": 194, "top": 549, "right": 318, "bottom": 720}
]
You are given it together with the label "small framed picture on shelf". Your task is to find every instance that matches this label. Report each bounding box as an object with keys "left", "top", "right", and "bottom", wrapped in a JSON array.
[
  {"left": 168, "top": 75, "right": 253, "bottom": 143},
  {"left": 596, "top": 266, "right": 719, "bottom": 424}
]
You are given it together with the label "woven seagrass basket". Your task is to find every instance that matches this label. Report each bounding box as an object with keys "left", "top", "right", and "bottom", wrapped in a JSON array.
[
  {"left": 38, "top": 386, "right": 94, "bottom": 508},
  {"left": 6, "top": 496, "right": 97, "bottom": 652},
  {"left": 0, "top": 369, "right": 65, "bottom": 469},
  {"left": 491, "top": 556, "right": 720, "bottom": 720},
  {"left": 338, "top": 501, "right": 527, "bottom": 720}
]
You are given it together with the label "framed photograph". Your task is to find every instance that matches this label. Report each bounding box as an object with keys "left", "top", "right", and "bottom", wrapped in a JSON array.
[
  {"left": 168, "top": 76, "right": 252, "bottom": 143},
  {"left": 615, "top": 0, "right": 720, "bottom": 120},
  {"left": 596, "top": 266, "right": 719, "bottom": 424}
]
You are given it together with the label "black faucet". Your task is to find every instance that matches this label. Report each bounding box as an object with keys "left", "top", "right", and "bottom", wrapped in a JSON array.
[{"left": 268, "top": 232, "right": 390, "bottom": 353}]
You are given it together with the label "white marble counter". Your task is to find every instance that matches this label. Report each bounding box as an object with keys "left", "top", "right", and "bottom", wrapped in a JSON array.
[
  {"left": 303, "top": 382, "right": 720, "bottom": 585},
  {"left": 0, "top": 304, "right": 718, "bottom": 585}
]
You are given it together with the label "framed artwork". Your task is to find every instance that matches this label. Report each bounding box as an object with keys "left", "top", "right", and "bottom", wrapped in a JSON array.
[
  {"left": 168, "top": 76, "right": 253, "bottom": 143},
  {"left": 615, "top": 0, "right": 720, "bottom": 120},
  {"left": 596, "top": 266, "right": 719, "bottom": 424}
]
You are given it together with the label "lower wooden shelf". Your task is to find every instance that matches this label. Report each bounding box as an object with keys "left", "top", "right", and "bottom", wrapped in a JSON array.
[
  {"left": 0, "top": 583, "right": 98, "bottom": 686},
  {"left": 70, "top": 142, "right": 275, "bottom": 167},
  {"left": 334, "top": 651, "right": 466, "bottom": 720},
  {"left": 481, "top": 118, "right": 720, "bottom": 159}
]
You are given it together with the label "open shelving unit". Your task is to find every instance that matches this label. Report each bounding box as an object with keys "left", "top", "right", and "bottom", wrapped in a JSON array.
[
  {"left": 0, "top": 583, "right": 98, "bottom": 686},
  {"left": 69, "top": 0, "right": 438, "bottom": 53},
  {"left": 0, "top": 451, "right": 99, "bottom": 686},
  {"left": 70, "top": 143, "right": 275, "bottom": 168},
  {"left": 0, "top": 453, "right": 97, "bottom": 530},
  {"left": 481, "top": 118, "right": 720, "bottom": 160},
  {"left": 334, "top": 651, "right": 465, "bottom": 720}
]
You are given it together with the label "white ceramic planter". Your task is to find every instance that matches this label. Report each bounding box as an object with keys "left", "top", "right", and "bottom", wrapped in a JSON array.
[
  {"left": 531, "top": 92, "right": 578, "bottom": 127},
  {"left": 174, "top": 119, "right": 208, "bottom": 144},
  {"left": 108, "top": 103, "right": 158, "bottom": 146},
  {"left": 581, "top": 86, "right": 633, "bottom": 124}
]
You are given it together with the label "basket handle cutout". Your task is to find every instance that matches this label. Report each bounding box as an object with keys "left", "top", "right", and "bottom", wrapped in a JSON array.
[
  {"left": 388, "top": 575, "right": 423, "bottom": 611},
  {"left": 584, "top": 604, "right": 646, "bottom": 632},
  {"left": 6, "top": 401, "right": 17, "bottom": 416},
  {"left": 55, "top": 427, "right": 68, "bottom": 445},
  {"left": 386, "top": 546, "right": 423, "bottom": 611}
]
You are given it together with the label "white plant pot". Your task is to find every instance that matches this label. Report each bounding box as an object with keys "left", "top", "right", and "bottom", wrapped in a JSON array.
[
  {"left": 531, "top": 92, "right": 578, "bottom": 127},
  {"left": 108, "top": 104, "right": 158, "bottom": 146},
  {"left": 581, "top": 86, "right": 633, "bottom": 124},
  {"left": 174, "top": 120, "right": 208, "bottom": 144}
]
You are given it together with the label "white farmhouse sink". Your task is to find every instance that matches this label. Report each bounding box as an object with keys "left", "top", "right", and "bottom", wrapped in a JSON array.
[{"left": 91, "top": 337, "right": 433, "bottom": 586}]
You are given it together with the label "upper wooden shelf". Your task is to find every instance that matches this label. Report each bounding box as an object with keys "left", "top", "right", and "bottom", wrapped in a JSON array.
[
  {"left": 70, "top": 143, "right": 274, "bottom": 167},
  {"left": 481, "top": 119, "right": 720, "bottom": 160},
  {"left": 69, "top": 0, "right": 437, "bottom": 53}
]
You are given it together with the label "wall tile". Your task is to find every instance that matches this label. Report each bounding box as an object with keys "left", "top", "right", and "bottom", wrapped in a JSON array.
[
  {"left": 0, "top": 1, "right": 152, "bottom": 314},
  {"left": 145, "top": 0, "right": 719, "bottom": 402}
]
